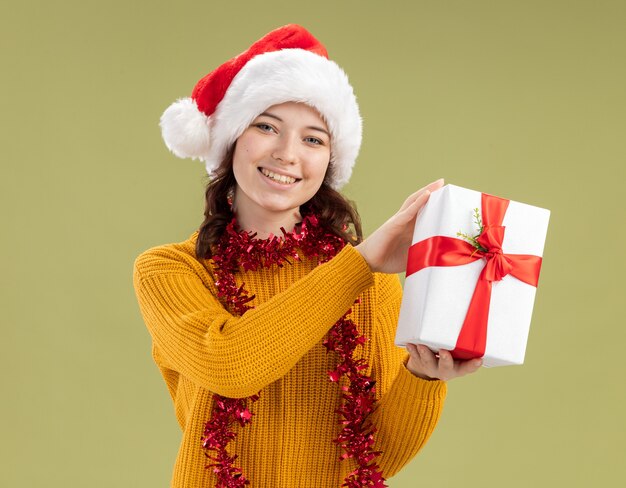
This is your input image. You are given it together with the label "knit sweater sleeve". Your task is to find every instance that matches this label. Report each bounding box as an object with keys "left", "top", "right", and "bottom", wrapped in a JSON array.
[
  {"left": 133, "top": 240, "right": 374, "bottom": 399},
  {"left": 368, "top": 273, "right": 447, "bottom": 477}
]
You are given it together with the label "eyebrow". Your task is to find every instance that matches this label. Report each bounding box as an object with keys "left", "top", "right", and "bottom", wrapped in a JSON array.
[{"left": 258, "top": 111, "right": 330, "bottom": 137}]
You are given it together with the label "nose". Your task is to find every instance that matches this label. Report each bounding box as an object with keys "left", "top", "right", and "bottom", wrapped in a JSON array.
[{"left": 271, "top": 133, "right": 298, "bottom": 165}]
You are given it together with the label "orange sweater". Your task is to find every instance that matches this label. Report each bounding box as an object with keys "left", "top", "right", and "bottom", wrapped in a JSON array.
[{"left": 133, "top": 231, "right": 447, "bottom": 487}]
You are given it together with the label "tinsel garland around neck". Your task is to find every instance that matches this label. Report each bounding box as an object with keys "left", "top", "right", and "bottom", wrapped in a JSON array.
[{"left": 201, "top": 215, "right": 387, "bottom": 487}]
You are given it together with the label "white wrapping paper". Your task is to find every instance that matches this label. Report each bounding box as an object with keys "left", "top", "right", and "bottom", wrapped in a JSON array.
[{"left": 395, "top": 184, "right": 550, "bottom": 367}]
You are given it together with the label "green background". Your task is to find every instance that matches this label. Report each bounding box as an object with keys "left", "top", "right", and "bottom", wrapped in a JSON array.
[{"left": 2, "top": 1, "right": 625, "bottom": 486}]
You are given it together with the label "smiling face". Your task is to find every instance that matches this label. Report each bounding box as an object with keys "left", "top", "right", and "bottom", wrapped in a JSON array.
[{"left": 231, "top": 101, "right": 331, "bottom": 236}]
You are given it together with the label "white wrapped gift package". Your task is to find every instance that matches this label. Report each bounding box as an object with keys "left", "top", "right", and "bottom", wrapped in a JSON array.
[{"left": 395, "top": 184, "right": 550, "bottom": 367}]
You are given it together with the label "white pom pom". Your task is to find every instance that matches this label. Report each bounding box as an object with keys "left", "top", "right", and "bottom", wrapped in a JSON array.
[{"left": 159, "top": 98, "right": 211, "bottom": 160}]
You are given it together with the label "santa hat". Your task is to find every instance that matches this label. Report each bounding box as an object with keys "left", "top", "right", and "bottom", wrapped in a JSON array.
[{"left": 160, "top": 24, "right": 362, "bottom": 190}]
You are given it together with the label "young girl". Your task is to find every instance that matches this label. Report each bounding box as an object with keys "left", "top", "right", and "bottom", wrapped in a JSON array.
[{"left": 133, "top": 24, "right": 481, "bottom": 488}]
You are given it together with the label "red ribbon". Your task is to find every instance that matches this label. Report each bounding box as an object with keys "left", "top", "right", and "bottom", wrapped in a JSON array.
[{"left": 406, "top": 193, "right": 543, "bottom": 360}]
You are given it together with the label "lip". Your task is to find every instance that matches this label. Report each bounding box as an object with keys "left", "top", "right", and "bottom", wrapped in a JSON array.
[
  {"left": 258, "top": 166, "right": 301, "bottom": 180},
  {"left": 257, "top": 168, "right": 303, "bottom": 189}
]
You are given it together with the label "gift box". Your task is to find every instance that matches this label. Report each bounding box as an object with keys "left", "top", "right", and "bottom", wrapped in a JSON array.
[{"left": 395, "top": 184, "right": 550, "bottom": 367}]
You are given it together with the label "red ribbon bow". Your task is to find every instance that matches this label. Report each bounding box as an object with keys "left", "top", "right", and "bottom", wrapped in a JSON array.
[{"left": 406, "top": 193, "right": 543, "bottom": 360}]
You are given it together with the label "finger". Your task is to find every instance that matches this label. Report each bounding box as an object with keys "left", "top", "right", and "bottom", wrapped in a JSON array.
[
  {"left": 427, "top": 178, "right": 445, "bottom": 192},
  {"left": 396, "top": 191, "right": 431, "bottom": 224},
  {"left": 455, "top": 357, "right": 483, "bottom": 377},
  {"left": 406, "top": 343, "right": 418, "bottom": 356},
  {"left": 405, "top": 343, "right": 423, "bottom": 371},
  {"left": 438, "top": 349, "right": 455, "bottom": 378},
  {"left": 416, "top": 344, "right": 438, "bottom": 371},
  {"left": 398, "top": 189, "right": 427, "bottom": 212},
  {"left": 398, "top": 178, "right": 444, "bottom": 212},
  {"left": 399, "top": 179, "right": 442, "bottom": 209}
]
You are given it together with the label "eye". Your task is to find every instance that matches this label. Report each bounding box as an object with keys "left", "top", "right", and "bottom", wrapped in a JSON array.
[
  {"left": 254, "top": 123, "right": 276, "bottom": 133},
  {"left": 304, "top": 136, "right": 324, "bottom": 146}
]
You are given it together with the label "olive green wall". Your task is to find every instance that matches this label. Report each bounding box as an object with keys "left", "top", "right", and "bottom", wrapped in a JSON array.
[{"left": 2, "top": 1, "right": 624, "bottom": 486}]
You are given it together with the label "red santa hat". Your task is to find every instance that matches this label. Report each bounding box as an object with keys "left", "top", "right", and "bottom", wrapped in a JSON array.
[{"left": 160, "top": 24, "right": 362, "bottom": 190}]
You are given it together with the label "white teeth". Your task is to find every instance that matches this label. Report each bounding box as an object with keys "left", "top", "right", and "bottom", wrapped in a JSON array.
[{"left": 261, "top": 168, "right": 297, "bottom": 184}]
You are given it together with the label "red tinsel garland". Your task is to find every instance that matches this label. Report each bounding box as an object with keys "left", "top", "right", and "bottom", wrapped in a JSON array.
[{"left": 201, "top": 215, "right": 387, "bottom": 487}]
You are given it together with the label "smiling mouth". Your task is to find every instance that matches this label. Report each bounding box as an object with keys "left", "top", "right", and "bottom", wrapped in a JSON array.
[{"left": 259, "top": 167, "right": 301, "bottom": 185}]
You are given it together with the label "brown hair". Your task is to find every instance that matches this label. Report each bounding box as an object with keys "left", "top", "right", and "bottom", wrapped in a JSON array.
[{"left": 195, "top": 145, "right": 363, "bottom": 259}]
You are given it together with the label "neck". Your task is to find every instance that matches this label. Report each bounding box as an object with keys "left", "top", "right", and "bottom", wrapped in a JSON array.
[{"left": 233, "top": 203, "right": 302, "bottom": 241}]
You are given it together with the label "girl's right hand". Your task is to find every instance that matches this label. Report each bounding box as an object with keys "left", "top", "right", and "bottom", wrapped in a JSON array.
[
  {"left": 355, "top": 179, "right": 444, "bottom": 274},
  {"left": 406, "top": 344, "right": 482, "bottom": 381}
]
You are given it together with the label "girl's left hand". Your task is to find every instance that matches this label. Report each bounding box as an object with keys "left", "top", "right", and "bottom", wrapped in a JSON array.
[{"left": 405, "top": 344, "right": 482, "bottom": 381}]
